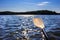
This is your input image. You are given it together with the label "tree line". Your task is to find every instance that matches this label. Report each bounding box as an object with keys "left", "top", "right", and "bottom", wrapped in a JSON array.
[{"left": 0, "top": 10, "right": 60, "bottom": 15}]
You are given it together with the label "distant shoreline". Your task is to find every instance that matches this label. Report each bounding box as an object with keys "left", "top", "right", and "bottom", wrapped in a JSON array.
[{"left": 0, "top": 10, "right": 60, "bottom": 15}]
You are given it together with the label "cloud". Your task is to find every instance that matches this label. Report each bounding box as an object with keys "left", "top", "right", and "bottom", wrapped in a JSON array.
[{"left": 37, "top": 2, "right": 50, "bottom": 6}]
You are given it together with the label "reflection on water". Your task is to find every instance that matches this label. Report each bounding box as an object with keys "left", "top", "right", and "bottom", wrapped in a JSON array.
[{"left": 0, "top": 15, "right": 60, "bottom": 40}]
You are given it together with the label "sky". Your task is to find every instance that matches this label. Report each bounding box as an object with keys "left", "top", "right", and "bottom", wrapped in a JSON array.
[{"left": 0, "top": 0, "right": 60, "bottom": 13}]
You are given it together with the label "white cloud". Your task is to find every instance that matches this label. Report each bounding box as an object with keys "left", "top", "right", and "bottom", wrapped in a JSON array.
[{"left": 37, "top": 2, "right": 50, "bottom": 6}]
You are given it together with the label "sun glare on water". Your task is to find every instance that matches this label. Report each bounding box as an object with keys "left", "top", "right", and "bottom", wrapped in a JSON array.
[{"left": 17, "top": 15, "right": 34, "bottom": 17}]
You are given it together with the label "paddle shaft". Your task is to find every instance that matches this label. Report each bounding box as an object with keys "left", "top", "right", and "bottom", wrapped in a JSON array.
[{"left": 41, "top": 29, "right": 48, "bottom": 40}]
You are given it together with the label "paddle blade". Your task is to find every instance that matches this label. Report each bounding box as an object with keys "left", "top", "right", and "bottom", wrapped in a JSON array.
[{"left": 33, "top": 18, "right": 45, "bottom": 29}]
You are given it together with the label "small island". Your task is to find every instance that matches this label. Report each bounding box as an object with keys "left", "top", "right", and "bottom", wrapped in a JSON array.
[{"left": 0, "top": 10, "right": 60, "bottom": 15}]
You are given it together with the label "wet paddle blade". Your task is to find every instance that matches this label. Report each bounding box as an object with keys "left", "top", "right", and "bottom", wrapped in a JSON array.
[{"left": 33, "top": 18, "right": 45, "bottom": 29}]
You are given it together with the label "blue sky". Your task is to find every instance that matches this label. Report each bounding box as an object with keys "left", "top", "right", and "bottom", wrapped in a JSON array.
[{"left": 0, "top": 0, "right": 60, "bottom": 12}]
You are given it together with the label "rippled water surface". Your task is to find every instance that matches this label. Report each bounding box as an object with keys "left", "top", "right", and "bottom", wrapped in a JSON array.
[{"left": 0, "top": 15, "right": 60, "bottom": 40}]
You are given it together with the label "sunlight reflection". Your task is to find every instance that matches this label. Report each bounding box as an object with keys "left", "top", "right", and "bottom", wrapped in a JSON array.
[{"left": 17, "top": 15, "right": 34, "bottom": 17}]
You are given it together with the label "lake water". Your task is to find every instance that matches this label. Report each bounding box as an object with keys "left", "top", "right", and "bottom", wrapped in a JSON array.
[{"left": 0, "top": 15, "right": 60, "bottom": 40}]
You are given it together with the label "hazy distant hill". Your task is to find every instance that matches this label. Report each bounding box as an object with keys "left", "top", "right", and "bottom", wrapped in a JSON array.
[{"left": 0, "top": 10, "right": 60, "bottom": 15}]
